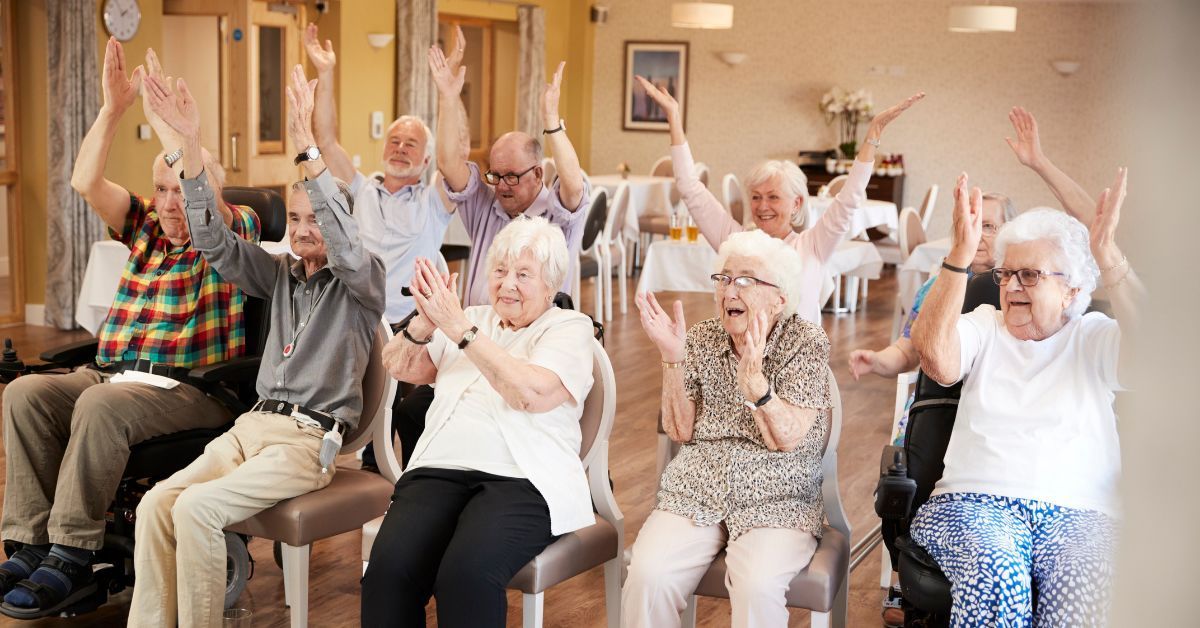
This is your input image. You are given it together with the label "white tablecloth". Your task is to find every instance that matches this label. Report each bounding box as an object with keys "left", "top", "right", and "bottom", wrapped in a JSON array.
[
  {"left": 590, "top": 174, "right": 674, "bottom": 242},
  {"left": 806, "top": 197, "right": 898, "bottom": 239},
  {"left": 898, "top": 236, "right": 952, "bottom": 310}
]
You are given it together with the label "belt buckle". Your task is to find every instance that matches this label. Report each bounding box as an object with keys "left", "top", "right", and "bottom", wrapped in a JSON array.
[{"left": 290, "top": 408, "right": 324, "bottom": 430}]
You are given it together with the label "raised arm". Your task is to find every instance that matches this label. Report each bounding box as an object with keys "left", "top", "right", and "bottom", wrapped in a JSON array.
[
  {"left": 302, "top": 23, "right": 355, "bottom": 183},
  {"left": 1089, "top": 168, "right": 1142, "bottom": 386},
  {"left": 541, "top": 62, "right": 584, "bottom": 210},
  {"left": 636, "top": 292, "right": 696, "bottom": 443},
  {"left": 912, "top": 174, "right": 982, "bottom": 386},
  {"left": 848, "top": 338, "right": 920, "bottom": 381},
  {"left": 70, "top": 37, "right": 145, "bottom": 231},
  {"left": 429, "top": 28, "right": 471, "bottom": 192},
  {"left": 1006, "top": 106, "right": 1097, "bottom": 226}
]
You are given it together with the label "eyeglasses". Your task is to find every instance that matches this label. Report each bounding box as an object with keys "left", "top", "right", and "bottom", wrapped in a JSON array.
[
  {"left": 484, "top": 164, "right": 539, "bottom": 186},
  {"left": 991, "top": 267, "right": 1068, "bottom": 287},
  {"left": 710, "top": 274, "right": 780, "bottom": 291},
  {"left": 982, "top": 222, "right": 999, "bottom": 236}
]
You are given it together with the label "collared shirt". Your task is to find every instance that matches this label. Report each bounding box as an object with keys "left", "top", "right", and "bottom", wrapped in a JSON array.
[
  {"left": 350, "top": 172, "right": 453, "bottom": 323},
  {"left": 182, "top": 169, "right": 386, "bottom": 429},
  {"left": 96, "top": 192, "right": 260, "bottom": 368},
  {"left": 444, "top": 162, "right": 591, "bottom": 307}
]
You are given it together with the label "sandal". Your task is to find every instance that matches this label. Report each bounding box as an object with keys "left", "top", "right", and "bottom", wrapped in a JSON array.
[
  {"left": 0, "top": 556, "right": 97, "bottom": 620},
  {"left": 0, "top": 567, "right": 22, "bottom": 597}
]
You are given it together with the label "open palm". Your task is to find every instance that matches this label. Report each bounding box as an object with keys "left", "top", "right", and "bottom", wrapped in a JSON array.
[
  {"left": 636, "top": 292, "right": 686, "bottom": 362},
  {"left": 144, "top": 76, "right": 199, "bottom": 140}
]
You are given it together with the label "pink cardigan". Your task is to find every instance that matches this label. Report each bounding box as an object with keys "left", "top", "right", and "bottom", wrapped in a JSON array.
[{"left": 671, "top": 143, "right": 873, "bottom": 323}]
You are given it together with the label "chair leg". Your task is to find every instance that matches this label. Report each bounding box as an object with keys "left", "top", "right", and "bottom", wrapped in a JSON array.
[
  {"left": 812, "top": 610, "right": 832, "bottom": 628},
  {"left": 833, "top": 571, "right": 850, "bottom": 628},
  {"left": 845, "top": 277, "right": 860, "bottom": 313},
  {"left": 880, "top": 548, "right": 893, "bottom": 588},
  {"left": 281, "top": 542, "right": 310, "bottom": 628},
  {"left": 681, "top": 595, "right": 698, "bottom": 628},
  {"left": 618, "top": 244, "right": 628, "bottom": 315},
  {"left": 891, "top": 296, "right": 903, "bottom": 342},
  {"left": 522, "top": 592, "right": 544, "bottom": 628},
  {"left": 603, "top": 558, "right": 621, "bottom": 628}
]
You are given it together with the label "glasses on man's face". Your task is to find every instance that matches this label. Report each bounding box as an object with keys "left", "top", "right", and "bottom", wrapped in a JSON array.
[
  {"left": 982, "top": 222, "right": 999, "bottom": 236},
  {"left": 484, "top": 164, "right": 539, "bottom": 186},
  {"left": 710, "top": 274, "right": 780, "bottom": 291},
  {"left": 991, "top": 267, "right": 1068, "bottom": 288}
]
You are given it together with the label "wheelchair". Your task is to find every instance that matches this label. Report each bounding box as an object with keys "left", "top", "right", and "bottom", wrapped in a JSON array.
[
  {"left": 0, "top": 186, "right": 286, "bottom": 618},
  {"left": 873, "top": 272, "right": 1000, "bottom": 628}
]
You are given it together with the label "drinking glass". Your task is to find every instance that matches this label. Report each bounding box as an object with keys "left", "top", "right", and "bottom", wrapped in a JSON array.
[{"left": 668, "top": 213, "right": 682, "bottom": 241}]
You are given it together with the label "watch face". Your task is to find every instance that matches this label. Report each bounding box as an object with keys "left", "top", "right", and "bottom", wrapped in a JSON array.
[
  {"left": 306, "top": 146, "right": 320, "bottom": 160},
  {"left": 104, "top": 0, "right": 141, "bottom": 42}
]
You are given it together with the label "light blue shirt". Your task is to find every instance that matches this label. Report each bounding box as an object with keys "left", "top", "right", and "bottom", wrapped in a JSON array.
[{"left": 351, "top": 172, "right": 454, "bottom": 322}]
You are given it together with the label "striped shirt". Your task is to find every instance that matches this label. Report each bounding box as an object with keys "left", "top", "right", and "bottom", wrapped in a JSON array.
[{"left": 95, "top": 192, "right": 261, "bottom": 368}]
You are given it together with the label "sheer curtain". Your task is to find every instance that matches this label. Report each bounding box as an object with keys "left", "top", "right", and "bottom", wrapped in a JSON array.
[
  {"left": 395, "top": 0, "right": 439, "bottom": 147},
  {"left": 516, "top": 5, "right": 546, "bottom": 139}
]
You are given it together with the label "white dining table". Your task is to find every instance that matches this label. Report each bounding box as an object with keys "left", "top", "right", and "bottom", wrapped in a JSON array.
[
  {"left": 590, "top": 174, "right": 675, "bottom": 242},
  {"left": 806, "top": 197, "right": 899, "bottom": 239},
  {"left": 898, "top": 236, "right": 952, "bottom": 310}
]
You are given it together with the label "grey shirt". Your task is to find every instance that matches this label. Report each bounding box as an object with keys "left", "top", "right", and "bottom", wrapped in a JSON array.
[{"left": 182, "top": 169, "right": 386, "bottom": 429}]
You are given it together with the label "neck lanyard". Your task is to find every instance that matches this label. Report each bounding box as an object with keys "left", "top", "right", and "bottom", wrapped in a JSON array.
[{"left": 283, "top": 277, "right": 330, "bottom": 358}]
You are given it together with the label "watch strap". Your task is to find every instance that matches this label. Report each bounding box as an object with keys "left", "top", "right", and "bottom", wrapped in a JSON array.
[
  {"left": 941, "top": 260, "right": 970, "bottom": 274},
  {"left": 401, "top": 327, "right": 432, "bottom": 345},
  {"left": 163, "top": 148, "right": 184, "bottom": 168},
  {"left": 457, "top": 325, "right": 479, "bottom": 350},
  {"left": 543, "top": 119, "right": 565, "bottom": 135},
  {"left": 294, "top": 145, "right": 320, "bottom": 165}
]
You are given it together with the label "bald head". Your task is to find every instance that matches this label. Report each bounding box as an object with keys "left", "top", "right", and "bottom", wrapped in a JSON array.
[
  {"left": 491, "top": 132, "right": 543, "bottom": 166},
  {"left": 488, "top": 132, "right": 545, "bottom": 216}
]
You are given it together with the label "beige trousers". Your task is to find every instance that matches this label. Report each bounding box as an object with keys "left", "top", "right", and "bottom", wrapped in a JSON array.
[
  {"left": 1, "top": 368, "right": 230, "bottom": 550},
  {"left": 127, "top": 411, "right": 333, "bottom": 628},
  {"left": 622, "top": 510, "right": 819, "bottom": 628}
]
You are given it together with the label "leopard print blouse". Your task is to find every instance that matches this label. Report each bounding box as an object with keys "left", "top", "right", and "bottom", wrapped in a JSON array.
[{"left": 656, "top": 314, "right": 832, "bottom": 540}]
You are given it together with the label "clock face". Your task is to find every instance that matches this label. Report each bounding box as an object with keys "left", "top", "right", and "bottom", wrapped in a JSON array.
[{"left": 104, "top": 0, "right": 141, "bottom": 42}]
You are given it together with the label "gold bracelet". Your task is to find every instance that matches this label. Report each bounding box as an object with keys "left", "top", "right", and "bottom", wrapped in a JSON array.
[
  {"left": 662, "top": 360, "right": 683, "bottom": 369},
  {"left": 1103, "top": 266, "right": 1133, "bottom": 290},
  {"left": 1099, "top": 256, "right": 1128, "bottom": 273}
]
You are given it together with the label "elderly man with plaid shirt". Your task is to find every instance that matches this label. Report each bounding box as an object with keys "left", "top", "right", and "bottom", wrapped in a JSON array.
[{"left": 0, "top": 40, "right": 260, "bottom": 618}]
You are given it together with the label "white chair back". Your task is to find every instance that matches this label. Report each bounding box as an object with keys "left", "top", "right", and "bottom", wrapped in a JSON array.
[
  {"left": 919, "top": 184, "right": 938, "bottom": 231},
  {"left": 541, "top": 157, "right": 557, "bottom": 189},
  {"left": 722, "top": 173, "right": 747, "bottom": 225},
  {"left": 649, "top": 155, "right": 672, "bottom": 178},
  {"left": 694, "top": 162, "right": 711, "bottom": 190},
  {"left": 898, "top": 207, "right": 926, "bottom": 263},
  {"left": 826, "top": 174, "right": 850, "bottom": 198}
]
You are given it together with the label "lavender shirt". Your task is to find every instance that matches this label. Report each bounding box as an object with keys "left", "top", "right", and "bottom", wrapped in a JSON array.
[{"left": 445, "top": 162, "right": 590, "bottom": 306}]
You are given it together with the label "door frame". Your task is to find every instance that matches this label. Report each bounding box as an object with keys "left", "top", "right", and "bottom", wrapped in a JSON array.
[{"left": 0, "top": 0, "right": 25, "bottom": 324}]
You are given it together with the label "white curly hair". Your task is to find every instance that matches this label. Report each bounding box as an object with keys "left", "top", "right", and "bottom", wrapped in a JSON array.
[
  {"left": 994, "top": 209, "right": 1098, "bottom": 319},
  {"left": 712, "top": 229, "right": 805, "bottom": 318}
]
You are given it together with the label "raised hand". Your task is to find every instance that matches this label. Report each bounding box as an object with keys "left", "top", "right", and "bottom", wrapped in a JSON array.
[
  {"left": 1090, "top": 167, "right": 1127, "bottom": 271},
  {"left": 144, "top": 75, "right": 199, "bottom": 141},
  {"left": 409, "top": 257, "right": 467, "bottom": 337},
  {"left": 848, "top": 349, "right": 878, "bottom": 381},
  {"left": 101, "top": 36, "right": 144, "bottom": 115},
  {"left": 285, "top": 64, "right": 318, "bottom": 148},
  {"left": 542, "top": 61, "right": 566, "bottom": 126},
  {"left": 141, "top": 48, "right": 179, "bottom": 144},
  {"left": 947, "top": 173, "right": 984, "bottom": 268},
  {"left": 633, "top": 75, "right": 681, "bottom": 123},
  {"left": 303, "top": 23, "right": 337, "bottom": 74},
  {"left": 428, "top": 38, "right": 466, "bottom": 97},
  {"left": 736, "top": 311, "right": 769, "bottom": 400},
  {"left": 635, "top": 292, "right": 686, "bottom": 363},
  {"left": 445, "top": 24, "right": 466, "bottom": 72},
  {"left": 1005, "top": 106, "right": 1046, "bottom": 169},
  {"left": 864, "top": 92, "right": 925, "bottom": 142}
]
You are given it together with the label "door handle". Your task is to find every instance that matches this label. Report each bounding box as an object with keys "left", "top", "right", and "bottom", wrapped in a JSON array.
[{"left": 230, "top": 133, "right": 241, "bottom": 173}]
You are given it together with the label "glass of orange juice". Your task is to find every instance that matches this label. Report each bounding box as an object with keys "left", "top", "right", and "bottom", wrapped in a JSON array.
[
  {"left": 669, "top": 213, "right": 683, "bottom": 241},
  {"left": 686, "top": 215, "right": 699, "bottom": 242}
]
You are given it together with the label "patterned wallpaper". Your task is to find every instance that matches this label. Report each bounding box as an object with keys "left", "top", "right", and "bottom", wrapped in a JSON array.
[{"left": 587, "top": 0, "right": 1134, "bottom": 237}]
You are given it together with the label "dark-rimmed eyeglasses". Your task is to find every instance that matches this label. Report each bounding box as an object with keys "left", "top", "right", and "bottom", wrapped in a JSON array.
[
  {"left": 710, "top": 274, "right": 779, "bottom": 290},
  {"left": 991, "top": 267, "right": 1068, "bottom": 287},
  {"left": 484, "top": 164, "right": 539, "bottom": 186}
]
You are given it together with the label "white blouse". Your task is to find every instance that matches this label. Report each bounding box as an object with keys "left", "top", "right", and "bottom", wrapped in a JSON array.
[
  {"left": 934, "top": 305, "right": 1124, "bottom": 517},
  {"left": 404, "top": 305, "right": 597, "bottom": 535}
]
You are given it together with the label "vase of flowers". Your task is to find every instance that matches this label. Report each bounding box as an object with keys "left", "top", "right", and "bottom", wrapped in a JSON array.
[{"left": 820, "top": 87, "right": 873, "bottom": 160}]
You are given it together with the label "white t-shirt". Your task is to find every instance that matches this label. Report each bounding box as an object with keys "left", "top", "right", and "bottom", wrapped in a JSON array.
[
  {"left": 934, "top": 305, "right": 1123, "bottom": 517},
  {"left": 404, "top": 305, "right": 597, "bottom": 535}
]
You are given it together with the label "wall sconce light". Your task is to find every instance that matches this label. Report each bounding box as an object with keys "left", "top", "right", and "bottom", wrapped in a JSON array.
[
  {"left": 591, "top": 4, "right": 609, "bottom": 24},
  {"left": 717, "top": 51, "right": 747, "bottom": 66},
  {"left": 366, "top": 33, "right": 395, "bottom": 49},
  {"left": 1050, "top": 60, "right": 1081, "bottom": 77}
]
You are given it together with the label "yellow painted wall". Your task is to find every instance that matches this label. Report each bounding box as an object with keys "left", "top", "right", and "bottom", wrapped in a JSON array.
[
  {"left": 326, "top": 0, "right": 395, "bottom": 174},
  {"left": 15, "top": 0, "right": 48, "bottom": 306}
]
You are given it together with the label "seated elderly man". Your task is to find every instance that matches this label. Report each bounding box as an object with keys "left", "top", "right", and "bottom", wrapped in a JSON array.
[
  {"left": 0, "top": 39, "right": 258, "bottom": 618},
  {"left": 909, "top": 172, "right": 1140, "bottom": 626},
  {"left": 623, "top": 230, "right": 832, "bottom": 628},
  {"left": 362, "top": 217, "right": 596, "bottom": 627},
  {"left": 126, "top": 66, "right": 384, "bottom": 627}
]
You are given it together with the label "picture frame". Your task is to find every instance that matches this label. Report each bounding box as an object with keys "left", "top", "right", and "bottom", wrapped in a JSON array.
[{"left": 623, "top": 41, "right": 689, "bottom": 132}]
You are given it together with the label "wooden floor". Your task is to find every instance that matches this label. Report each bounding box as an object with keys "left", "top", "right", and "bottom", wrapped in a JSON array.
[{"left": 0, "top": 270, "right": 905, "bottom": 628}]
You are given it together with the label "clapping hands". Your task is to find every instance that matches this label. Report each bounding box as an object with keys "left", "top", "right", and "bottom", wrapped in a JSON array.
[
  {"left": 285, "top": 64, "right": 318, "bottom": 149},
  {"left": 143, "top": 74, "right": 200, "bottom": 141},
  {"left": 101, "top": 37, "right": 144, "bottom": 115}
]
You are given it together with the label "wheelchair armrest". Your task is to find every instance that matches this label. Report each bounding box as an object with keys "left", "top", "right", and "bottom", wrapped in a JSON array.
[
  {"left": 895, "top": 534, "right": 941, "bottom": 572},
  {"left": 187, "top": 356, "right": 261, "bottom": 384},
  {"left": 875, "top": 445, "right": 917, "bottom": 520},
  {"left": 38, "top": 339, "right": 100, "bottom": 366}
]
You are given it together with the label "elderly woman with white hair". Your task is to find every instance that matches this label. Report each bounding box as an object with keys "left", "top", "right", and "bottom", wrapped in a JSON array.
[
  {"left": 363, "top": 216, "right": 596, "bottom": 627},
  {"left": 624, "top": 230, "right": 833, "bottom": 627},
  {"left": 635, "top": 77, "right": 923, "bottom": 323},
  {"left": 910, "top": 170, "right": 1141, "bottom": 626}
]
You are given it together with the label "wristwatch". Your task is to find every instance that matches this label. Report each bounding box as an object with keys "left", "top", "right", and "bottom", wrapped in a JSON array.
[
  {"left": 457, "top": 325, "right": 479, "bottom": 350},
  {"left": 163, "top": 148, "right": 184, "bottom": 168},
  {"left": 743, "top": 383, "right": 773, "bottom": 411},
  {"left": 294, "top": 145, "right": 321, "bottom": 165},
  {"left": 543, "top": 119, "right": 565, "bottom": 135}
]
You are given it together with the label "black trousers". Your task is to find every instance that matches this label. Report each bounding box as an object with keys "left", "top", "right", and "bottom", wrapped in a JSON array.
[
  {"left": 360, "top": 468, "right": 556, "bottom": 627},
  {"left": 361, "top": 383, "right": 434, "bottom": 470}
]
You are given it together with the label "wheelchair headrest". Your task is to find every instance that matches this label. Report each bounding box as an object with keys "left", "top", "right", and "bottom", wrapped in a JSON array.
[
  {"left": 963, "top": 271, "right": 1001, "bottom": 313},
  {"left": 223, "top": 186, "right": 287, "bottom": 242},
  {"left": 580, "top": 189, "right": 608, "bottom": 250}
]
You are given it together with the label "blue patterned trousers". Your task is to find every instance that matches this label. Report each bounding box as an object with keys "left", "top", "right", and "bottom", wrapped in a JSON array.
[{"left": 910, "top": 492, "right": 1117, "bottom": 627}]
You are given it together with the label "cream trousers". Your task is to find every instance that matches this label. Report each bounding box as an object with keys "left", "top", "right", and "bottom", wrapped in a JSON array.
[
  {"left": 127, "top": 411, "right": 332, "bottom": 628},
  {"left": 622, "top": 510, "right": 818, "bottom": 628}
]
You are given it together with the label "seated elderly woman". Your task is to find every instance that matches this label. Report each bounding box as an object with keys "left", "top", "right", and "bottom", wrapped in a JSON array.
[
  {"left": 362, "top": 216, "right": 596, "bottom": 627},
  {"left": 910, "top": 171, "right": 1140, "bottom": 626},
  {"left": 623, "top": 230, "right": 833, "bottom": 628},
  {"left": 634, "top": 76, "right": 922, "bottom": 323}
]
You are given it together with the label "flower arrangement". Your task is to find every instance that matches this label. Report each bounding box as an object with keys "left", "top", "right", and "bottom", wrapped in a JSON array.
[{"left": 820, "top": 87, "right": 874, "bottom": 159}]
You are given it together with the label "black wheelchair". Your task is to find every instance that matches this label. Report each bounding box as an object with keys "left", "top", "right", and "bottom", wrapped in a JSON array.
[
  {"left": 873, "top": 272, "right": 1000, "bottom": 628},
  {"left": 0, "top": 186, "right": 286, "bottom": 618}
]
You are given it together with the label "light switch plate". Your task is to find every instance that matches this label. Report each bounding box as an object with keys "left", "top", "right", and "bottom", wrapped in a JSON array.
[
  {"left": 352, "top": 154, "right": 362, "bottom": 168},
  {"left": 370, "top": 111, "right": 384, "bottom": 139},
  {"left": 137, "top": 124, "right": 152, "bottom": 140}
]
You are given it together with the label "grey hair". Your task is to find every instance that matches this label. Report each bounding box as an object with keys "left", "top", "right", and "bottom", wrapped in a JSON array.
[
  {"left": 386, "top": 115, "right": 435, "bottom": 162},
  {"left": 291, "top": 177, "right": 355, "bottom": 215},
  {"left": 524, "top": 135, "right": 544, "bottom": 163},
  {"left": 982, "top": 192, "right": 1018, "bottom": 223},
  {"left": 994, "top": 209, "right": 1098, "bottom": 319},
  {"left": 485, "top": 216, "right": 568, "bottom": 294},
  {"left": 712, "top": 229, "right": 805, "bottom": 318},
  {"left": 743, "top": 160, "right": 809, "bottom": 201}
]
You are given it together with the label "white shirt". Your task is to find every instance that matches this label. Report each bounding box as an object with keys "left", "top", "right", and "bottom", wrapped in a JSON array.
[
  {"left": 405, "top": 305, "right": 597, "bottom": 535},
  {"left": 934, "top": 305, "right": 1123, "bottom": 517},
  {"left": 351, "top": 172, "right": 454, "bottom": 322}
]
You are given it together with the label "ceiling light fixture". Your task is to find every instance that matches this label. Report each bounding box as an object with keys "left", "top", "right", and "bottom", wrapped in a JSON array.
[
  {"left": 671, "top": 3, "right": 734, "bottom": 29},
  {"left": 948, "top": 4, "right": 1017, "bottom": 33}
]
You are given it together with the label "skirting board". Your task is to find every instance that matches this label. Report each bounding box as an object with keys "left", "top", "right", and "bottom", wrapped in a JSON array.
[{"left": 25, "top": 304, "right": 45, "bottom": 327}]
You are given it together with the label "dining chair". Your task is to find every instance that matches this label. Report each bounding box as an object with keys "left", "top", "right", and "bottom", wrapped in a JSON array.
[
  {"left": 826, "top": 174, "right": 850, "bottom": 198},
  {"left": 573, "top": 188, "right": 609, "bottom": 322},
  {"left": 722, "top": 173, "right": 748, "bottom": 226},
  {"left": 695, "top": 162, "right": 711, "bottom": 191},
  {"left": 918, "top": 184, "right": 939, "bottom": 232},
  {"left": 892, "top": 207, "right": 928, "bottom": 339},
  {"left": 541, "top": 157, "right": 558, "bottom": 189},
  {"left": 649, "top": 155, "right": 672, "bottom": 178},
  {"left": 601, "top": 182, "right": 633, "bottom": 320}
]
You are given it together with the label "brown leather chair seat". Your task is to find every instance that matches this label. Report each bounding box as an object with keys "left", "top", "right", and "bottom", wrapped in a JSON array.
[
  {"left": 509, "top": 517, "right": 618, "bottom": 593},
  {"left": 226, "top": 469, "right": 393, "bottom": 548}
]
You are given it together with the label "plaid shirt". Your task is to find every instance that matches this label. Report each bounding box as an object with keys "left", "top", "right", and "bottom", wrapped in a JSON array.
[{"left": 95, "top": 192, "right": 261, "bottom": 368}]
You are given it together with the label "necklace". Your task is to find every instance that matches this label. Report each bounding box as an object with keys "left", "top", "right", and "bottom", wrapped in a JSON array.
[{"left": 284, "top": 278, "right": 329, "bottom": 358}]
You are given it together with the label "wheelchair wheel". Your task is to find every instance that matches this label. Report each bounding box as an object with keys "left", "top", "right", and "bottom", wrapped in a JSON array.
[{"left": 224, "top": 532, "right": 251, "bottom": 610}]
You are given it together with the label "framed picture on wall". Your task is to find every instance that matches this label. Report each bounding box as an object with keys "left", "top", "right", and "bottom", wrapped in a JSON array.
[{"left": 623, "top": 41, "right": 689, "bottom": 132}]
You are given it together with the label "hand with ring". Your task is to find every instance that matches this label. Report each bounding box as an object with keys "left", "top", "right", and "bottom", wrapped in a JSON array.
[{"left": 409, "top": 257, "right": 468, "bottom": 341}]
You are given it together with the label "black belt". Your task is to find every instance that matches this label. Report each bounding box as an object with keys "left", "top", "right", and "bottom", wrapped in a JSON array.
[
  {"left": 97, "top": 359, "right": 193, "bottom": 382},
  {"left": 252, "top": 399, "right": 340, "bottom": 432}
]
